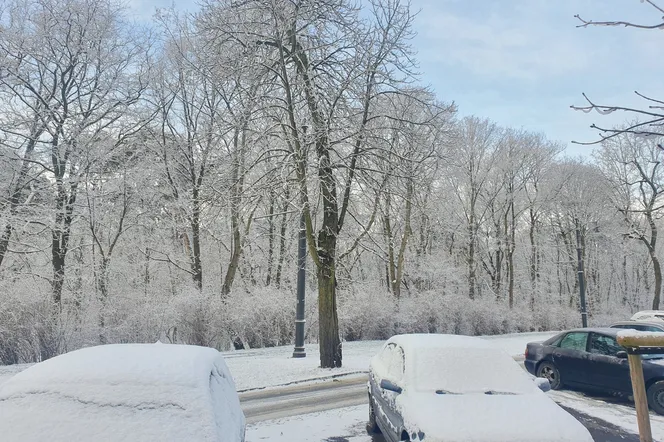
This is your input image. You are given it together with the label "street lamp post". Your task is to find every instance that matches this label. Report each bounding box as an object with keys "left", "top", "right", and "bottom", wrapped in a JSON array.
[
  {"left": 293, "top": 212, "right": 306, "bottom": 358},
  {"left": 575, "top": 219, "right": 588, "bottom": 328}
]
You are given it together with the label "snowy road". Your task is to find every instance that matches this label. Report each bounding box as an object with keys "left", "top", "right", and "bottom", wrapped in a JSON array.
[
  {"left": 242, "top": 375, "right": 659, "bottom": 442},
  {"left": 240, "top": 375, "right": 367, "bottom": 424}
]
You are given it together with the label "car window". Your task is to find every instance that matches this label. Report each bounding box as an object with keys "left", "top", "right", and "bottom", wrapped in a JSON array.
[
  {"left": 611, "top": 324, "right": 664, "bottom": 332},
  {"left": 378, "top": 343, "right": 395, "bottom": 372},
  {"left": 644, "top": 326, "right": 664, "bottom": 332},
  {"left": 633, "top": 325, "right": 664, "bottom": 332},
  {"left": 589, "top": 334, "right": 623, "bottom": 356},
  {"left": 559, "top": 332, "right": 588, "bottom": 351},
  {"left": 386, "top": 345, "right": 404, "bottom": 381}
]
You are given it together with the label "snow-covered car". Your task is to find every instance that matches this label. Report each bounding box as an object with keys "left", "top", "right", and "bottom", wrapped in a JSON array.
[
  {"left": 610, "top": 320, "right": 664, "bottom": 333},
  {"left": 367, "top": 334, "right": 593, "bottom": 442},
  {"left": 0, "top": 343, "right": 245, "bottom": 442},
  {"left": 630, "top": 310, "right": 664, "bottom": 322}
]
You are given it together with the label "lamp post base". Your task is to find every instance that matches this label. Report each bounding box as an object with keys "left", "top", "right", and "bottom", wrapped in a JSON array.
[{"left": 292, "top": 347, "right": 306, "bottom": 358}]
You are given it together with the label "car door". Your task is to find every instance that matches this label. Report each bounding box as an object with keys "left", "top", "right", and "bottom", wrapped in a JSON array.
[
  {"left": 587, "top": 333, "right": 631, "bottom": 393},
  {"left": 371, "top": 343, "right": 405, "bottom": 442},
  {"left": 551, "top": 332, "right": 591, "bottom": 386},
  {"left": 371, "top": 343, "right": 400, "bottom": 441}
]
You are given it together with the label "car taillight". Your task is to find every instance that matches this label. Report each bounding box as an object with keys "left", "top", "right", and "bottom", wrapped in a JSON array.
[{"left": 525, "top": 347, "right": 529, "bottom": 358}]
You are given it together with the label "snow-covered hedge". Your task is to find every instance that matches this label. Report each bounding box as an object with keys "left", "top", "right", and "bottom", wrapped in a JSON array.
[
  {"left": 337, "top": 285, "right": 588, "bottom": 341},
  {"left": 0, "top": 279, "right": 632, "bottom": 365}
]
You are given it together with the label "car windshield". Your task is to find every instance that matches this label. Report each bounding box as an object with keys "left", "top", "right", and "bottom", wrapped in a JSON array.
[{"left": 410, "top": 347, "right": 537, "bottom": 395}]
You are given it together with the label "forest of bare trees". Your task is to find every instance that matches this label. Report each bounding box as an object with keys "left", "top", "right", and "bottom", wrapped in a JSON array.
[{"left": 0, "top": 0, "right": 662, "bottom": 367}]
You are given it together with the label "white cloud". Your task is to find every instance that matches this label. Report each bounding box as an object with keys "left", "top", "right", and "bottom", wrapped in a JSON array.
[{"left": 414, "top": 1, "right": 597, "bottom": 81}]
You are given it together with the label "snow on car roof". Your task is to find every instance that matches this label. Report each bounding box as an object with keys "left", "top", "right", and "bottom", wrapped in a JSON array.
[
  {"left": 1, "top": 343, "right": 222, "bottom": 390},
  {"left": 386, "top": 334, "right": 540, "bottom": 395},
  {"left": 388, "top": 333, "right": 496, "bottom": 350},
  {"left": 566, "top": 327, "right": 620, "bottom": 336},
  {"left": 0, "top": 343, "right": 243, "bottom": 442},
  {"left": 631, "top": 310, "right": 664, "bottom": 322}
]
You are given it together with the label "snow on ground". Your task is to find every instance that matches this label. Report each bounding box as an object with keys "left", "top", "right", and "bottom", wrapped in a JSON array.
[
  {"left": 223, "top": 340, "right": 381, "bottom": 392},
  {"left": 551, "top": 389, "right": 664, "bottom": 441},
  {"left": 224, "top": 332, "right": 556, "bottom": 391},
  {"left": 245, "top": 405, "right": 371, "bottom": 442}
]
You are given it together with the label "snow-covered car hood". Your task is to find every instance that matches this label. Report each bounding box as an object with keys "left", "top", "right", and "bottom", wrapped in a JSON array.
[{"left": 397, "top": 392, "right": 593, "bottom": 442}]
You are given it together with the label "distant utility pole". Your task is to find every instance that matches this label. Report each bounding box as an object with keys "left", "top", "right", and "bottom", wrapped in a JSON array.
[
  {"left": 293, "top": 209, "right": 307, "bottom": 358},
  {"left": 575, "top": 219, "right": 588, "bottom": 328}
]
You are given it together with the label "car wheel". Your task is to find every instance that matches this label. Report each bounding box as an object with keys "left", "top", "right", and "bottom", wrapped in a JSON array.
[
  {"left": 368, "top": 396, "right": 381, "bottom": 433},
  {"left": 537, "top": 361, "right": 562, "bottom": 390},
  {"left": 647, "top": 381, "right": 664, "bottom": 415}
]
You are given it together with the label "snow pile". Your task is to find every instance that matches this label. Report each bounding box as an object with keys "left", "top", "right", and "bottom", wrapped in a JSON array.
[{"left": 0, "top": 344, "right": 245, "bottom": 442}]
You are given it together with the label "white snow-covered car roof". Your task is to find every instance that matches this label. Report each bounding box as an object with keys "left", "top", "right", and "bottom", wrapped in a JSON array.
[
  {"left": 387, "top": 332, "right": 496, "bottom": 350},
  {"left": 631, "top": 310, "right": 664, "bottom": 322},
  {"left": 386, "top": 333, "right": 536, "bottom": 394},
  {"left": 0, "top": 343, "right": 245, "bottom": 442}
]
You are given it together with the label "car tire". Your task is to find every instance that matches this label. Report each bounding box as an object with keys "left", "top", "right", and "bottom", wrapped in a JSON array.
[
  {"left": 647, "top": 381, "right": 664, "bottom": 415},
  {"left": 368, "top": 396, "right": 381, "bottom": 433},
  {"left": 537, "top": 361, "right": 562, "bottom": 390}
]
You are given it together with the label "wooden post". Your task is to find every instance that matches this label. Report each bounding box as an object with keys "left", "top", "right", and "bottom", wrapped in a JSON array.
[
  {"left": 627, "top": 353, "right": 652, "bottom": 442},
  {"left": 616, "top": 333, "right": 664, "bottom": 442}
]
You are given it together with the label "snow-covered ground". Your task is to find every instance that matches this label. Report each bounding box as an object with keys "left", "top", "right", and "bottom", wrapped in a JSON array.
[
  {"left": 246, "top": 405, "right": 370, "bottom": 442},
  {"left": 223, "top": 331, "right": 555, "bottom": 391},
  {"left": 551, "top": 389, "right": 664, "bottom": 439}
]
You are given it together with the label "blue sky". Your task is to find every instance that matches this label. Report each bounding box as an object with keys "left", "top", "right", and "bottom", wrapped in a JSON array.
[{"left": 128, "top": 0, "right": 662, "bottom": 158}]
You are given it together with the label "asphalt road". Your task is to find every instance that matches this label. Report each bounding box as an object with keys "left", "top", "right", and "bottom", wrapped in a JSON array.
[{"left": 239, "top": 375, "right": 644, "bottom": 442}]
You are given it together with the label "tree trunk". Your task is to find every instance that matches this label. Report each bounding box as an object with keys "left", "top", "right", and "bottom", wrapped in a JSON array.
[
  {"left": 383, "top": 210, "right": 396, "bottom": 295},
  {"left": 468, "top": 210, "right": 476, "bottom": 300},
  {"left": 274, "top": 192, "right": 289, "bottom": 287},
  {"left": 651, "top": 253, "right": 662, "bottom": 310},
  {"left": 51, "top": 173, "right": 77, "bottom": 311},
  {"left": 393, "top": 180, "right": 413, "bottom": 299},
  {"left": 529, "top": 208, "right": 537, "bottom": 288},
  {"left": 507, "top": 198, "right": 516, "bottom": 309},
  {"left": 191, "top": 186, "right": 203, "bottom": 290},
  {"left": 221, "top": 219, "right": 242, "bottom": 297},
  {"left": 221, "top": 126, "right": 248, "bottom": 297},
  {"left": 0, "top": 115, "right": 43, "bottom": 269},
  {"left": 266, "top": 189, "right": 276, "bottom": 285},
  {"left": 315, "top": 143, "right": 342, "bottom": 367},
  {"left": 318, "top": 259, "right": 341, "bottom": 368}
]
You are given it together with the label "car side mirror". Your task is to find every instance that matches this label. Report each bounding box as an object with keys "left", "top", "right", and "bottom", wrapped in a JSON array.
[
  {"left": 616, "top": 351, "right": 628, "bottom": 359},
  {"left": 380, "top": 378, "right": 402, "bottom": 394},
  {"left": 534, "top": 377, "right": 551, "bottom": 392}
]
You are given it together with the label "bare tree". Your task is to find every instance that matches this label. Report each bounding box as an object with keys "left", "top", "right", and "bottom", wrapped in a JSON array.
[
  {"left": 572, "top": 1, "right": 664, "bottom": 142},
  {"left": 0, "top": 0, "right": 149, "bottom": 311},
  {"left": 595, "top": 132, "right": 664, "bottom": 309},
  {"left": 200, "top": 0, "right": 420, "bottom": 367},
  {"left": 447, "top": 117, "right": 503, "bottom": 300}
]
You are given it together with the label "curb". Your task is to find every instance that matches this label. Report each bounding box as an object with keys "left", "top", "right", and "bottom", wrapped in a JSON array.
[{"left": 237, "top": 370, "right": 369, "bottom": 393}]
